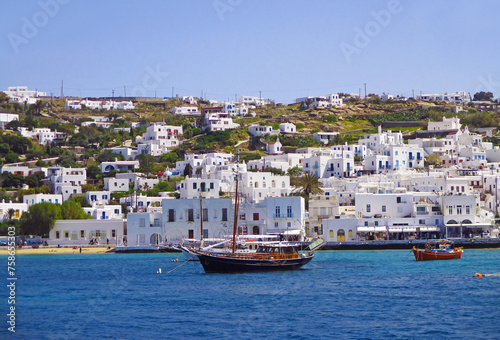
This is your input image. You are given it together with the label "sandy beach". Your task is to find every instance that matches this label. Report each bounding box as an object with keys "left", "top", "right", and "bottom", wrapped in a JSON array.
[{"left": 0, "top": 246, "right": 115, "bottom": 255}]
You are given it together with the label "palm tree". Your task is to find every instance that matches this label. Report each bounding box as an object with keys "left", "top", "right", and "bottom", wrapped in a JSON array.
[
  {"left": 7, "top": 208, "right": 15, "bottom": 220},
  {"left": 297, "top": 173, "right": 323, "bottom": 209}
]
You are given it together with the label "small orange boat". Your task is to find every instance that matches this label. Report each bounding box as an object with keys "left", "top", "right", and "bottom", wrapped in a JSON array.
[{"left": 413, "top": 241, "right": 463, "bottom": 261}]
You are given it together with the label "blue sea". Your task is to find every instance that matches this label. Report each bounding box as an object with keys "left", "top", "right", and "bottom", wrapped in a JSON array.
[{"left": 1, "top": 249, "right": 499, "bottom": 339}]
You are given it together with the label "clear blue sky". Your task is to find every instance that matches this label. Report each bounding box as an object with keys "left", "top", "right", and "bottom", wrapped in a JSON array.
[{"left": 1, "top": 0, "right": 499, "bottom": 103}]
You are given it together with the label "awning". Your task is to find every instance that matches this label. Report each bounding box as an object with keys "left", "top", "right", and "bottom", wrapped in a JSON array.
[
  {"left": 445, "top": 223, "right": 492, "bottom": 228},
  {"left": 283, "top": 229, "right": 302, "bottom": 235},
  {"left": 357, "top": 227, "right": 386, "bottom": 232},
  {"left": 417, "top": 226, "right": 440, "bottom": 232}
]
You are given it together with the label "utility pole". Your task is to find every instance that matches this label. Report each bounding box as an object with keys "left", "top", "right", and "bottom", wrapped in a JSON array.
[
  {"left": 412, "top": 89, "right": 415, "bottom": 99},
  {"left": 112, "top": 90, "right": 115, "bottom": 98},
  {"left": 124, "top": 86, "right": 127, "bottom": 97},
  {"left": 61, "top": 80, "right": 64, "bottom": 98},
  {"left": 364, "top": 83, "right": 367, "bottom": 98}
]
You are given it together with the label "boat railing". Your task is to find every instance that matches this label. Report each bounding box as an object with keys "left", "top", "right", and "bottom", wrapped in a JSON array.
[{"left": 198, "top": 250, "right": 311, "bottom": 260}]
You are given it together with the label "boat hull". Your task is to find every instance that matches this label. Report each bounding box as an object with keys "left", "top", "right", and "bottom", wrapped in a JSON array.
[
  {"left": 196, "top": 253, "right": 314, "bottom": 273},
  {"left": 413, "top": 248, "right": 463, "bottom": 261}
]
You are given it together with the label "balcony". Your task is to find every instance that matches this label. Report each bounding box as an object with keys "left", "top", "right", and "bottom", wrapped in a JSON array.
[{"left": 273, "top": 213, "right": 294, "bottom": 219}]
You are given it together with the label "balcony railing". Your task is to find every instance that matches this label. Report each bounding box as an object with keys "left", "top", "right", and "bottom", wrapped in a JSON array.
[{"left": 273, "top": 213, "right": 294, "bottom": 218}]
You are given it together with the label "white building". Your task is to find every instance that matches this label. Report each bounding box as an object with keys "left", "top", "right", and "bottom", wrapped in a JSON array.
[
  {"left": 295, "top": 94, "right": 344, "bottom": 108},
  {"left": 239, "top": 172, "right": 291, "bottom": 203},
  {"left": 103, "top": 177, "right": 130, "bottom": 192},
  {"left": 427, "top": 116, "right": 462, "bottom": 131},
  {"left": 120, "top": 194, "right": 165, "bottom": 213},
  {"left": 80, "top": 99, "right": 102, "bottom": 110},
  {"left": 24, "top": 194, "right": 62, "bottom": 206},
  {"left": 19, "top": 127, "right": 66, "bottom": 145},
  {"left": 303, "top": 148, "right": 355, "bottom": 178},
  {"left": 134, "top": 177, "right": 159, "bottom": 191},
  {"left": 174, "top": 153, "right": 234, "bottom": 175},
  {"left": 65, "top": 100, "right": 82, "bottom": 110},
  {"left": 100, "top": 160, "right": 139, "bottom": 173},
  {"left": 127, "top": 212, "right": 164, "bottom": 245},
  {"left": 47, "top": 167, "right": 86, "bottom": 201},
  {"left": 0, "top": 201, "right": 28, "bottom": 221},
  {"left": 49, "top": 219, "right": 125, "bottom": 245},
  {"left": 358, "top": 126, "right": 404, "bottom": 151},
  {"left": 203, "top": 112, "right": 240, "bottom": 132},
  {"left": 104, "top": 146, "right": 138, "bottom": 160},
  {"left": 84, "top": 203, "right": 122, "bottom": 220},
  {"left": 3, "top": 86, "right": 46, "bottom": 102},
  {"left": 1, "top": 165, "right": 46, "bottom": 177},
  {"left": 247, "top": 153, "right": 307, "bottom": 173},
  {"left": 178, "top": 177, "right": 221, "bottom": 199},
  {"left": 0, "top": 113, "right": 19, "bottom": 128},
  {"left": 171, "top": 106, "right": 200, "bottom": 115},
  {"left": 86, "top": 191, "right": 111, "bottom": 205},
  {"left": 266, "top": 138, "right": 283, "bottom": 155},
  {"left": 135, "top": 123, "right": 183, "bottom": 155},
  {"left": 222, "top": 102, "right": 249, "bottom": 116},
  {"left": 279, "top": 123, "right": 296, "bottom": 133},
  {"left": 248, "top": 125, "right": 277, "bottom": 137},
  {"left": 417, "top": 91, "right": 471, "bottom": 105},
  {"left": 364, "top": 144, "right": 425, "bottom": 172},
  {"left": 238, "top": 96, "right": 272, "bottom": 106},
  {"left": 162, "top": 198, "right": 234, "bottom": 243},
  {"left": 313, "top": 132, "right": 339, "bottom": 144}
]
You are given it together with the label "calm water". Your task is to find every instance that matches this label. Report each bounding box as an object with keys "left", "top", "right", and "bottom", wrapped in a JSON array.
[{"left": 1, "top": 249, "right": 499, "bottom": 339}]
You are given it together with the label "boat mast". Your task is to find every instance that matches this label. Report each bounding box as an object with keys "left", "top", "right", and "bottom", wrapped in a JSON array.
[
  {"left": 232, "top": 150, "right": 240, "bottom": 255},
  {"left": 199, "top": 193, "right": 203, "bottom": 249}
]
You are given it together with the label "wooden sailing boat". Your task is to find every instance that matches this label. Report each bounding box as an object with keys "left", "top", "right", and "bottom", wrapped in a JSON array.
[{"left": 192, "top": 151, "right": 318, "bottom": 273}]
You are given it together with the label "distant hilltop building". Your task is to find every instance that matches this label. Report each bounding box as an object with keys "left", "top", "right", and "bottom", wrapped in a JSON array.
[
  {"left": 417, "top": 91, "right": 471, "bottom": 105},
  {"left": 427, "top": 116, "right": 462, "bottom": 131},
  {"left": 295, "top": 93, "right": 344, "bottom": 108},
  {"left": 66, "top": 99, "right": 135, "bottom": 111},
  {"left": 238, "top": 95, "right": 272, "bottom": 107},
  {"left": 3, "top": 86, "right": 46, "bottom": 104}
]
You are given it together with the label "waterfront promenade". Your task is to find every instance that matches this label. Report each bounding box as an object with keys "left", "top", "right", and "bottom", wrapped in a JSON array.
[{"left": 2, "top": 238, "right": 498, "bottom": 255}]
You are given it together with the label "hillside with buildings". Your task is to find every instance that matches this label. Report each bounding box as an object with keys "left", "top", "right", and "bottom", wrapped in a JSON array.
[{"left": 0, "top": 86, "right": 499, "bottom": 248}]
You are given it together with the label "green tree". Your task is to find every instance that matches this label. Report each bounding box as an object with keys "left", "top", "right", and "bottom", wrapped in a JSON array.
[
  {"left": 136, "top": 154, "right": 156, "bottom": 176},
  {"left": 57, "top": 150, "right": 79, "bottom": 167},
  {"left": 0, "top": 92, "right": 9, "bottom": 104},
  {"left": 24, "top": 171, "right": 45, "bottom": 188},
  {"left": 425, "top": 154, "right": 442, "bottom": 168},
  {"left": 473, "top": 91, "right": 494, "bottom": 101},
  {"left": 287, "top": 166, "right": 303, "bottom": 177},
  {"left": 20, "top": 202, "right": 62, "bottom": 236},
  {"left": 6, "top": 208, "right": 15, "bottom": 220},
  {"left": 87, "top": 164, "right": 101, "bottom": 180},
  {"left": 184, "top": 163, "right": 193, "bottom": 177},
  {"left": 4, "top": 151, "right": 20, "bottom": 163},
  {"left": 61, "top": 200, "right": 92, "bottom": 220},
  {"left": 160, "top": 152, "right": 179, "bottom": 163},
  {"left": 2, "top": 173, "right": 24, "bottom": 188},
  {"left": 68, "top": 132, "right": 89, "bottom": 147},
  {"left": 96, "top": 149, "right": 123, "bottom": 163},
  {"left": 296, "top": 173, "right": 324, "bottom": 208}
]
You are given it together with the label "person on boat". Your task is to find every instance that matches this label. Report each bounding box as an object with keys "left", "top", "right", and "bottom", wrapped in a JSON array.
[{"left": 425, "top": 241, "right": 432, "bottom": 251}]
